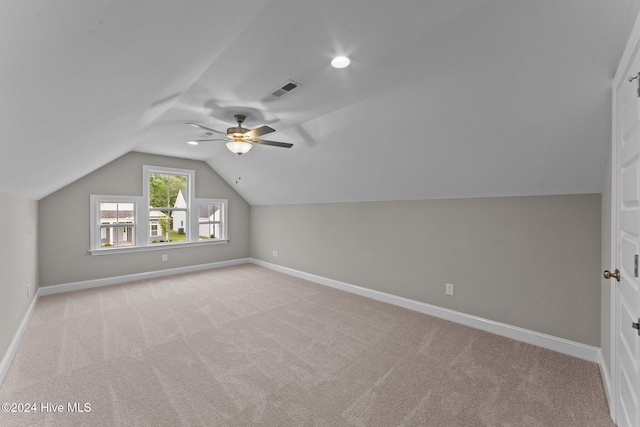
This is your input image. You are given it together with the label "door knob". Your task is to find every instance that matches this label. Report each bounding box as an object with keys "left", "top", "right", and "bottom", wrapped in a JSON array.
[{"left": 604, "top": 269, "right": 620, "bottom": 281}]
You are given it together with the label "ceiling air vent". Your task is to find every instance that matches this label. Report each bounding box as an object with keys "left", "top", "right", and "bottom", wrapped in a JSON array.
[{"left": 270, "top": 80, "right": 301, "bottom": 98}]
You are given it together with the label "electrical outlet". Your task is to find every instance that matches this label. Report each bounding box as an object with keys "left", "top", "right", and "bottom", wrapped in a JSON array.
[
  {"left": 162, "top": 254, "right": 168, "bottom": 262},
  {"left": 445, "top": 283, "right": 454, "bottom": 296},
  {"left": 272, "top": 250, "right": 278, "bottom": 257}
]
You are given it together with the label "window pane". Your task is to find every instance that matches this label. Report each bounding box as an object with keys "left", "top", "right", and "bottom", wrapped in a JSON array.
[
  {"left": 171, "top": 209, "right": 188, "bottom": 238},
  {"left": 100, "top": 227, "right": 112, "bottom": 247},
  {"left": 99, "top": 202, "right": 118, "bottom": 223},
  {"left": 149, "top": 173, "right": 187, "bottom": 209},
  {"left": 198, "top": 203, "right": 220, "bottom": 221},
  {"left": 116, "top": 226, "right": 135, "bottom": 247},
  {"left": 149, "top": 211, "right": 169, "bottom": 243},
  {"left": 148, "top": 210, "right": 188, "bottom": 243},
  {"left": 117, "top": 203, "right": 134, "bottom": 222},
  {"left": 101, "top": 226, "right": 134, "bottom": 247},
  {"left": 199, "top": 223, "right": 220, "bottom": 240},
  {"left": 100, "top": 202, "right": 134, "bottom": 225}
]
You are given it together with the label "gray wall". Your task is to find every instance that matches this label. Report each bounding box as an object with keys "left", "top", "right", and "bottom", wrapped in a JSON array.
[
  {"left": 39, "top": 152, "right": 250, "bottom": 286},
  {"left": 0, "top": 191, "right": 38, "bottom": 363},
  {"left": 250, "top": 194, "right": 601, "bottom": 346},
  {"left": 601, "top": 139, "right": 613, "bottom": 374}
]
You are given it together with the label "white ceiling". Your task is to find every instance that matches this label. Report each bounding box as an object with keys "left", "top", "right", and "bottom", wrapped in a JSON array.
[{"left": 2, "top": 1, "right": 639, "bottom": 204}]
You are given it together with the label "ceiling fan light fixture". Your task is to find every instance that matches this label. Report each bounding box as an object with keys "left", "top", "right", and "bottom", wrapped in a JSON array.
[
  {"left": 226, "top": 141, "right": 252, "bottom": 155},
  {"left": 185, "top": 115, "right": 291, "bottom": 152},
  {"left": 331, "top": 56, "right": 350, "bottom": 68}
]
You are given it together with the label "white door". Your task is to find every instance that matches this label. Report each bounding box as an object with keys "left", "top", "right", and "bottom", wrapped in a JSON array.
[{"left": 614, "top": 58, "right": 640, "bottom": 427}]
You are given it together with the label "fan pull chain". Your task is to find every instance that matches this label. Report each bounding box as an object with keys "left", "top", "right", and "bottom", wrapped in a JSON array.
[{"left": 235, "top": 154, "right": 241, "bottom": 184}]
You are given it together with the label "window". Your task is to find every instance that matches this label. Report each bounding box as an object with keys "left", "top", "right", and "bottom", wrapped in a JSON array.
[
  {"left": 90, "top": 165, "right": 227, "bottom": 254},
  {"left": 99, "top": 202, "right": 135, "bottom": 247},
  {"left": 89, "top": 195, "right": 141, "bottom": 251},
  {"left": 147, "top": 170, "right": 189, "bottom": 244}
]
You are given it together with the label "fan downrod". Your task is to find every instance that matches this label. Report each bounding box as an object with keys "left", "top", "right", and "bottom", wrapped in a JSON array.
[
  {"left": 234, "top": 114, "right": 246, "bottom": 125},
  {"left": 228, "top": 114, "right": 248, "bottom": 136}
]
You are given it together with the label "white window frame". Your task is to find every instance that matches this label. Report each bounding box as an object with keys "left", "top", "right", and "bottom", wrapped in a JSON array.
[
  {"left": 193, "top": 198, "right": 228, "bottom": 242},
  {"left": 89, "top": 165, "right": 228, "bottom": 255},
  {"left": 142, "top": 165, "right": 194, "bottom": 247}
]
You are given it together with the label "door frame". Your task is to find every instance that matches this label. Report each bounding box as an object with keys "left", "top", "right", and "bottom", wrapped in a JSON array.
[
  {"left": 609, "top": 73, "right": 618, "bottom": 423},
  {"left": 610, "top": 11, "right": 640, "bottom": 424}
]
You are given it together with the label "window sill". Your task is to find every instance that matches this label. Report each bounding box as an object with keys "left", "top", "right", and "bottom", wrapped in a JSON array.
[{"left": 89, "top": 239, "right": 229, "bottom": 256}]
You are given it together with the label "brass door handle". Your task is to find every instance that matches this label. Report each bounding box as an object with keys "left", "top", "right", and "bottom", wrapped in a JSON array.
[{"left": 604, "top": 269, "right": 620, "bottom": 281}]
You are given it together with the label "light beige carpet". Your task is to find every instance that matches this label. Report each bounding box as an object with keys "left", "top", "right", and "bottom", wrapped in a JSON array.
[{"left": 0, "top": 264, "right": 612, "bottom": 426}]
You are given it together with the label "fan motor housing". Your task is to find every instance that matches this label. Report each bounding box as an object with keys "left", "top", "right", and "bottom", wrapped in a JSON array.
[{"left": 227, "top": 126, "right": 246, "bottom": 137}]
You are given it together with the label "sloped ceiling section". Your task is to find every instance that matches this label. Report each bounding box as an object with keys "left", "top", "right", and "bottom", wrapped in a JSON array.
[
  {"left": 2, "top": 1, "right": 639, "bottom": 203},
  {"left": 0, "top": 0, "right": 269, "bottom": 200}
]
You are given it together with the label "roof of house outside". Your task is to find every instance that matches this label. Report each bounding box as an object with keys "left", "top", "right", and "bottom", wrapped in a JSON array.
[
  {"left": 198, "top": 204, "right": 219, "bottom": 219},
  {"left": 100, "top": 210, "right": 133, "bottom": 219}
]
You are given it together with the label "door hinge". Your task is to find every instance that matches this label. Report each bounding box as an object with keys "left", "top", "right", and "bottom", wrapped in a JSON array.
[
  {"left": 635, "top": 254, "right": 638, "bottom": 277},
  {"left": 631, "top": 73, "right": 640, "bottom": 97},
  {"left": 633, "top": 318, "right": 640, "bottom": 336}
]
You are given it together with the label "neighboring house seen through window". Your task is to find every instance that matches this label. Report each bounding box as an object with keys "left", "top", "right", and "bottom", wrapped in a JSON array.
[{"left": 99, "top": 202, "right": 135, "bottom": 247}]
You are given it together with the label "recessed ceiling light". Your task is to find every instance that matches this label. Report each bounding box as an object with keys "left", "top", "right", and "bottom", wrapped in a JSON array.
[
  {"left": 186, "top": 140, "right": 199, "bottom": 146},
  {"left": 331, "top": 56, "right": 350, "bottom": 69}
]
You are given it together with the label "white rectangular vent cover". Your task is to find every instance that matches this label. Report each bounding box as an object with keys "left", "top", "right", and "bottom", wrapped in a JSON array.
[{"left": 271, "top": 80, "right": 300, "bottom": 98}]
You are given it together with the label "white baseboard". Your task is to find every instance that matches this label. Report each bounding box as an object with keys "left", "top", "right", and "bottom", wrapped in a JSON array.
[
  {"left": 250, "top": 258, "right": 600, "bottom": 363},
  {"left": 1, "top": 257, "right": 601, "bottom": 389},
  {"left": 39, "top": 258, "right": 251, "bottom": 296},
  {"left": 0, "top": 292, "right": 39, "bottom": 386},
  {"left": 599, "top": 350, "right": 613, "bottom": 416}
]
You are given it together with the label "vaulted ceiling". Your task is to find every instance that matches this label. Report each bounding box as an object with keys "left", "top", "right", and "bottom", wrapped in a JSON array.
[{"left": 2, "top": 1, "right": 639, "bottom": 204}]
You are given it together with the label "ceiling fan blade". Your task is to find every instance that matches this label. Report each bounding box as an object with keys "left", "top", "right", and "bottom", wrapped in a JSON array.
[
  {"left": 185, "top": 122, "right": 226, "bottom": 134},
  {"left": 244, "top": 125, "right": 275, "bottom": 139},
  {"left": 193, "top": 138, "right": 228, "bottom": 142},
  {"left": 250, "top": 138, "right": 293, "bottom": 148}
]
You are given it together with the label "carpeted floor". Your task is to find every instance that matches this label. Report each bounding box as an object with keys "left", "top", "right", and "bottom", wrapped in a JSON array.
[{"left": 0, "top": 264, "right": 612, "bottom": 426}]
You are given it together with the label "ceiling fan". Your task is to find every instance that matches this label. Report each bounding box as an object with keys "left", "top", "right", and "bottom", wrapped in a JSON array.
[{"left": 186, "top": 114, "right": 293, "bottom": 154}]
